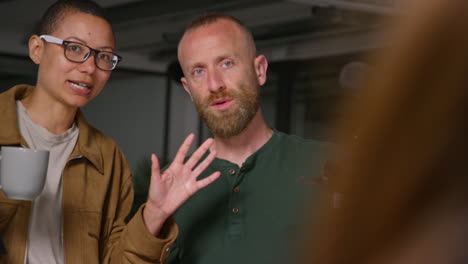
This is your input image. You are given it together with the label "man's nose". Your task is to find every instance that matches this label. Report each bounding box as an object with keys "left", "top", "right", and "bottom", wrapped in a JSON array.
[{"left": 207, "top": 70, "right": 226, "bottom": 93}]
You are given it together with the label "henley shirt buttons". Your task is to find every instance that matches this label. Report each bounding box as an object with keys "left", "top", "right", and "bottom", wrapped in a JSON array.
[
  {"left": 229, "top": 168, "right": 236, "bottom": 175},
  {"left": 232, "top": 207, "right": 239, "bottom": 214}
]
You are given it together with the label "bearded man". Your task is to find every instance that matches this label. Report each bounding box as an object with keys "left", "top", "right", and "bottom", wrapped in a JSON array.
[{"left": 170, "top": 13, "right": 330, "bottom": 264}]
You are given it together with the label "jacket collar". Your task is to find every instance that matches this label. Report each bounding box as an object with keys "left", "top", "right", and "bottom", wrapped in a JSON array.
[
  {"left": 0, "top": 84, "right": 104, "bottom": 174},
  {"left": 0, "top": 84, "right": 28, "bottom": 145},
  {"left": 72, "top": 111, "right": 104, "bottom": 174}
]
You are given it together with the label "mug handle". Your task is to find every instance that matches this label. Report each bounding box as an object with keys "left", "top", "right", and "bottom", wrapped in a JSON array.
[
  {"left": 0, "top": 153, "right": 2, "bottom": 190},
  {"left": 0, "top": 153, "right": 5, "bottom": 254}
]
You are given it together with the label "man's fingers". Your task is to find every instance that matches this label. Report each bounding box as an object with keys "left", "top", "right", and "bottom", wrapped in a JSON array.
[
  {"left": 173, "top": 134, "right": 195, "bottom": 164},
  {"left": 185, "top": 137, "right": 214, "bottom": 170},
  {"left": 195, "top": 171, "right": 221, "bottom": 190},
  {"left": 151, "top": 153, "right": 161, "bottom": 178},
  {"left": 191, "top": 150, "right": 217, "bottom": 176}
]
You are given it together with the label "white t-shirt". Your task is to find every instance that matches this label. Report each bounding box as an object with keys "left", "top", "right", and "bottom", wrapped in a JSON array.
[{"left": 17, "top": 101, "right": 79, "bottom": 264}]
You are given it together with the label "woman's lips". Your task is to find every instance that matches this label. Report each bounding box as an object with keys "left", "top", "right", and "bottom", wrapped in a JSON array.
[{"left": 68, "top": 80, "right": 92, "bottom": 96}]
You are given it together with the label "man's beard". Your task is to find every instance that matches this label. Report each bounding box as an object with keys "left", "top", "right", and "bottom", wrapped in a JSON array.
[{"left": 193, "top": 81, "right": 260, "bottom": 139}]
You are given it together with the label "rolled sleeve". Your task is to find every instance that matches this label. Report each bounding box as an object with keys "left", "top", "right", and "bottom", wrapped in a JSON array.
[{"left": 123, "top": 204, "right": 179, "bottom": 263}]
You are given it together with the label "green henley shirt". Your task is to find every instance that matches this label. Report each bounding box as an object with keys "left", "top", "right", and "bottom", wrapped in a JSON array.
[{"left": 169, "top": 130, "right": 330, "bottom": 264}]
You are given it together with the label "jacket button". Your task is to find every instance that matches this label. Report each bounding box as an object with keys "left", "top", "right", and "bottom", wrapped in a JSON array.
[
  {"left": 232, "top": 207, "right": 239, "bottom": 214},
  {"left": 229, "top": 168, "right": 236, "bottom": 175}
]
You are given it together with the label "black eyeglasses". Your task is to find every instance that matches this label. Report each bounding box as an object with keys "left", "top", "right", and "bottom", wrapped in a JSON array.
[{"left": 40, "top": 35, "right": 122, "bottom": 71}]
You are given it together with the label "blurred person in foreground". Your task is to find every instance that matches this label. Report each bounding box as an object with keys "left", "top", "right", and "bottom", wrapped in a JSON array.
[
  {"left": 308, "top": 0, "right": 468, "bottom": 263},
  {"left": 0, "top": 0, "right": 220, "bottom": 263},
  {"left": 170, "top": 13, "right": 330, "bottom": 264}
]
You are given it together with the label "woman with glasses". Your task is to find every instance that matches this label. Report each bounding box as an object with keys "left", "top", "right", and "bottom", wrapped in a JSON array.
[{"left": 0, "top": 0, "right": 220, "bottom": 263}]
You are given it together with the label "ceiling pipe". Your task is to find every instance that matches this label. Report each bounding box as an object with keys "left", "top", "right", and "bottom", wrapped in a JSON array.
[{"left": 287, "top": 0, "right": 400, "bottom": 16}]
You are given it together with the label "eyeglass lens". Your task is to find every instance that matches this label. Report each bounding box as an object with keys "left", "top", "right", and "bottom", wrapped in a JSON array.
[{"left": 65, "top": 42, "right": 118, "bottom": 70}]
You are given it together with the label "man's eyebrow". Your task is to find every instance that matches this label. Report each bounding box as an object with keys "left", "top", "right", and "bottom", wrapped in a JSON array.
[
  {"left": 186, "top": 54, "right": 239, "bottom": 70},
  {"left": 189, "top": 62, "right": 205, "bottom": 70},
  {"left": 216, "top": 54, "right": 237, "bottom": 61}
]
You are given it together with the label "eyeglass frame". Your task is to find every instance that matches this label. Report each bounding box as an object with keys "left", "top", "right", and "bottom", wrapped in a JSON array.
[{"left": 39, "top": 35, "right": 122, "bottom": 71}]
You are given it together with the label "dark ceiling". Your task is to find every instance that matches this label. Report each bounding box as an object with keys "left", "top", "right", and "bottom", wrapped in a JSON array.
[{"left": 0, "top": 0, "right": 399, "bottom": 77}]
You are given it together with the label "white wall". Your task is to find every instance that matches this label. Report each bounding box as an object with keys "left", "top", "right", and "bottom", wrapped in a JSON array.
[
  {"left": 167, "top": 81, "right": 200, "bottom": 160},
  {"left": 82, "top": 72, "right": 167, "bottom": 174}
]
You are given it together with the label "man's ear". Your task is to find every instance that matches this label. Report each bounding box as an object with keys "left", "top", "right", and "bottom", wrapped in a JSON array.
[
  {"left": 29, "top": 35, "right": 44, "bottom": 65},
  {"left": 254, "top": 55, "right": 268, "bottom": 86},
  {"left": 181, "top": 77, "right": 193, "bottom": 101}
]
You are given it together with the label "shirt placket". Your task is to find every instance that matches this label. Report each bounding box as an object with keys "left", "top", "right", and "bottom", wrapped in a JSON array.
[{"left": 226, "top": 166, "right": 244, "bottom": 239}]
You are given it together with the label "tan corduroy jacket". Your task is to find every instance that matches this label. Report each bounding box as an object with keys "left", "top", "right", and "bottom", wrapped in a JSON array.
[{"left": 0, "top": 85, "right": 178, "bottom": 264}]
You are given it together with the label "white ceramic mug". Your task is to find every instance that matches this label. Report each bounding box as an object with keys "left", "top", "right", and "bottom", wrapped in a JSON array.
[{"left": 0, "top": 146, "right": 49, "bottom": 200}]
